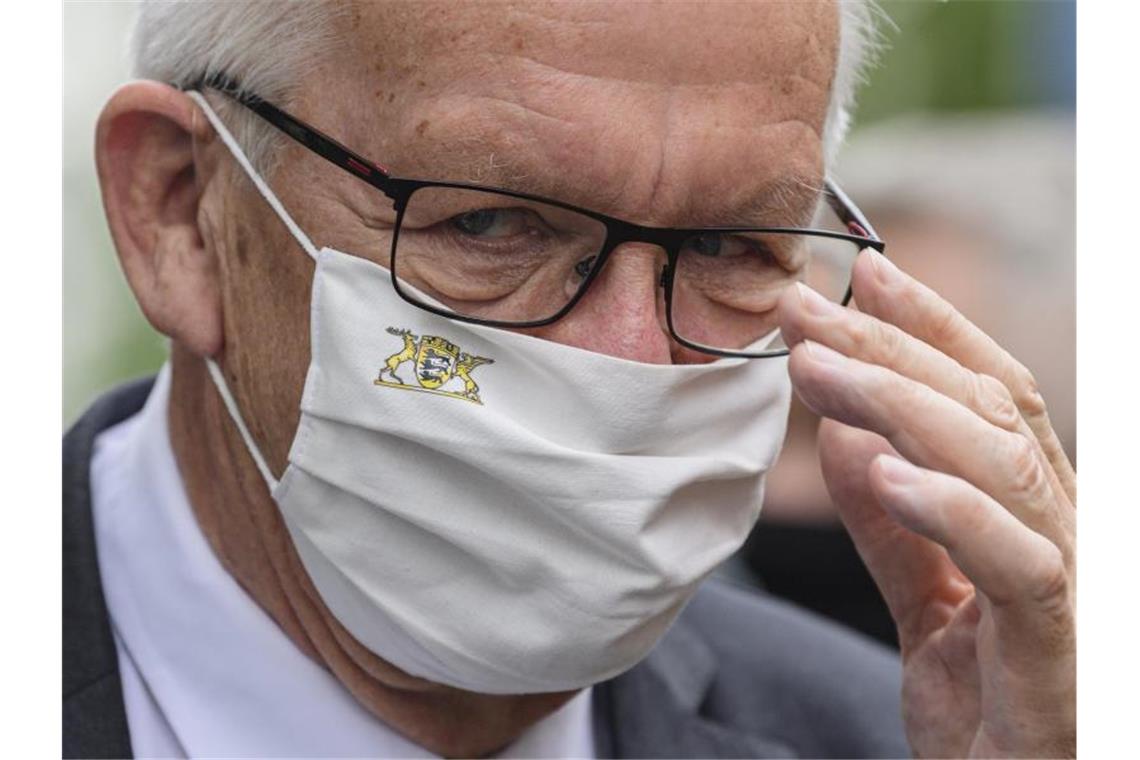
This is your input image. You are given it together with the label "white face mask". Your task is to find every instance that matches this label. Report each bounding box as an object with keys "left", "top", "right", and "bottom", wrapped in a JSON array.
[{"left": 190, "top": 91, "right": 793, "bottom": 695}]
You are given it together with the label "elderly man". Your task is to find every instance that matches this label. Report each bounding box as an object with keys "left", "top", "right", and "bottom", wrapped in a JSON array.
[{"left": 63, "top": 1, "right": 1076, "bottom": 758}]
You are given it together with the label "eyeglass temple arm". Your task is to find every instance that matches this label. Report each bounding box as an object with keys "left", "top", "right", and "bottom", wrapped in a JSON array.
[
  {"left": 185, "top": 74, "right": 397, "bottom": 198},
  {"left": 824, "top": 178, "right": 881, "bottom": 246}
]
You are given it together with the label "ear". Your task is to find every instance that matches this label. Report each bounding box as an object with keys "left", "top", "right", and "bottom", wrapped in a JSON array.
[{"left": 96, "top": 80, "right": 223, "bottom": 357}]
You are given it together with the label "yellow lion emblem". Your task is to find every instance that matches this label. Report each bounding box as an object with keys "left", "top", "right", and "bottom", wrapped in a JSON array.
[{"left": 375, "top": 327, "right": 494, "bottom": 405}]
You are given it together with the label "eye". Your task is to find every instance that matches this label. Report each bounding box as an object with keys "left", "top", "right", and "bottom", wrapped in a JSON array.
[
  {"left": 684, "top": 233, "right": 768, "bottom": 259},
  {"left": 574, "top": 255, "right": 597, "bottom": 280},
  {"left": 688, "top": 233, "right": 724, "bottom": 257},
  {"left": 449, "top": 208, "right": 535, "bottom": 238}
]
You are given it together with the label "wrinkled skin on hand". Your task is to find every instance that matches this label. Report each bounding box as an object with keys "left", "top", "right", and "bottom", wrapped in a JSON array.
[{"left": 779, "top": 249, "right": 1076, "bottom": 758}]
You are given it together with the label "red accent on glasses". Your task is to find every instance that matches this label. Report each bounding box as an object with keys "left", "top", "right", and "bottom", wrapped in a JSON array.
[
  {"left": 847, "top": 221, "right": 869, "bottom": 237},
  {"left": 347, "top": 157, "right": 374, "bottom": 176}
]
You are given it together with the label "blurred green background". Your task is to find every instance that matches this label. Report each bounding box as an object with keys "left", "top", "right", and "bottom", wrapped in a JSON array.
[{"left": 63, "top": 0, "right": 1075, "bottom": 425}]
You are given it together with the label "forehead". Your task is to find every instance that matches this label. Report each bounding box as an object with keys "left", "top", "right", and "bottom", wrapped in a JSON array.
[{"left": 308, "top": 0, "right": 839, "bottom": 225}]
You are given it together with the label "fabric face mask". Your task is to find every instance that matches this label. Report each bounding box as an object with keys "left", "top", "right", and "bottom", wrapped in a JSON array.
[{"left": 190, "top": 91, "right": 793, "bottom": 695}]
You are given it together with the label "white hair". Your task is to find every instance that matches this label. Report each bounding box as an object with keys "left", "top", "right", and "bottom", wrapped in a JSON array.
[
  {"left": 828, "top": 1, "right": 887, "bottom": 164},
  {"left": 131, "top": 0, "right": 882, "bottom": 176},
  {"left": 131, "top": 1, "right": 343, "bottom": 176}
]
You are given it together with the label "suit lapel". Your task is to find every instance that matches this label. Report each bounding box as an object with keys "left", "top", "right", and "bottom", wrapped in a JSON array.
[
  {"left": 63, "top": 377, "right": 155, "bottom": 758},
  {"left": 594, "top": 614, "right": 797, "bottom": 758}
]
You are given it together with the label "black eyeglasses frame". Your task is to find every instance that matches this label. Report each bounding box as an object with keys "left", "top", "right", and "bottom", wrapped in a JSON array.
[{"left": 187, "top": 75, "right": 885, "bottom": 358}]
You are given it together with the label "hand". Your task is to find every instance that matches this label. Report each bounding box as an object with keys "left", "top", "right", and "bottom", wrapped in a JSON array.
[{"left": 778, "top": 249, "right": 1076, "bottom": 758}]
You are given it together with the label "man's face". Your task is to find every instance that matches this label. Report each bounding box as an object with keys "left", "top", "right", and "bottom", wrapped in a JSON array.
[{"left": 212, "top": 0, "right": 838, "bottom": 469}]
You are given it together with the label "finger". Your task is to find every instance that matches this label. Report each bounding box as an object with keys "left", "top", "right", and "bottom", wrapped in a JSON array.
[
  {"left": 778, "top": 280, "right": 1072, "bottom": 548},
  {"left": 852, "top": 249, "right": 1076, "bottom": 504},
  {"left": 817, "top": 418, "right": 971, "bottom": 650},
  {"left": 868, "top": 454, "right": 1075, "bottom": 670},
  {"left": 779, "top": 281, "right": 1029, "bottom": 436},
  {"left": 790, "top": 340, "right": 1071, "bottom": 557}
]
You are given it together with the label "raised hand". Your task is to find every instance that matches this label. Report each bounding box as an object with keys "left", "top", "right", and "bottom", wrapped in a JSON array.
[{"left": 778, "top": 249, "right": 1076, "bottom": 758}]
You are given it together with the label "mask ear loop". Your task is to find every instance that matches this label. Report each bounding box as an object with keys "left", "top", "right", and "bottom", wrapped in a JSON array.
[
  {"left": 185, "top": 90, "right": 319, "bottom": 261},
  {"left": 186, "top": 89, "right": 319, "bottom": 491},
  {"left": 206, "top": 360, "right": 279, "bottom": 491}
]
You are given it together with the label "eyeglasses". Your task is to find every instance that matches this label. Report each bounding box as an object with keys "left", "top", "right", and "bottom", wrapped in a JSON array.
[{"left": 189, "top": 75, "right": 884, "bottom": 358}]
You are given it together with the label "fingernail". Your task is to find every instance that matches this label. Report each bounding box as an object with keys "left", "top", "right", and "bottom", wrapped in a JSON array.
[
  {"left": 876, "top": 454, "right": 922, "bottom": 487},
  {"left": 796, "top": 282, "right": 838, "bottom": 317},
  {"left": 800, "top": 339, "right": 846, "bottom": 366},
  {"left": 868, "top": 249, "right": 901, "bottom": 285}
]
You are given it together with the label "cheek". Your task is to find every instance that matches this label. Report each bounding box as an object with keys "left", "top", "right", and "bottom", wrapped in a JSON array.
[{"left": 221, "top": 199, "right": 316, "bottom": 472}]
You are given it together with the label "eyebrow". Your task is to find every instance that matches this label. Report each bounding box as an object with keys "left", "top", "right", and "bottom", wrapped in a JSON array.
[
  {"left": 705, "top": 174, "right": 826, "bottom": 227},
  {"left": 432, "top": 145, "right": 825, "bottom": 229}
]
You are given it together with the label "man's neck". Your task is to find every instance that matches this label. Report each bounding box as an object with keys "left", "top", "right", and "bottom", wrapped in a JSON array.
[{"left": 165, "top": 346, "right": 576, "bottom": 757}]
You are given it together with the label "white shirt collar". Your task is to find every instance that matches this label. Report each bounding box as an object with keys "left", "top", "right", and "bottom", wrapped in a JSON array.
[{"left": 91, "top": 365, "right": 595, "bottom": 758}]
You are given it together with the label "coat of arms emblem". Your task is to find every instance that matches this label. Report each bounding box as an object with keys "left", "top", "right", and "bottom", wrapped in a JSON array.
[{"left": 375, "top": 327, "right": 494, "bottom": 404}]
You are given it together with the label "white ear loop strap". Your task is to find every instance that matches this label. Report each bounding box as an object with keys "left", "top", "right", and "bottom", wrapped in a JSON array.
[
  {"left": 206, "top": 359, "right": 280, "bottom": 491},
  {"left": 188, "top": 89, "right": 315, "bottom": 491},
  {"left": 186, "top": 90, "right": 319, "bottom": 260}
]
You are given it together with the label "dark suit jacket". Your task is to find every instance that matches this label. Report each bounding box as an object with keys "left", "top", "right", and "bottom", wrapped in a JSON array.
[{"left": 64, "top": 378, "right": 910, "bottom": 759}]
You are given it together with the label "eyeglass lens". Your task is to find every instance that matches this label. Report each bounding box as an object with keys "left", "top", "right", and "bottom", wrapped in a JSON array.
[{"left": 391, "top": 185, "right": 861, "bottom": 354}]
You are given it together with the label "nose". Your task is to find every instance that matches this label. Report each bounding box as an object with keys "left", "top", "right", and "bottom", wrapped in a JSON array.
[{"left": 532, "top": 242, "right": 674, "bottom": 364}]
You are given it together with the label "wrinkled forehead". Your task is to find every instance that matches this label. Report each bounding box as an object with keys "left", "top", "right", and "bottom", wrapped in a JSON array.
[{"left": 305, "top": 0, "right": 839, "bottom": 225}]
